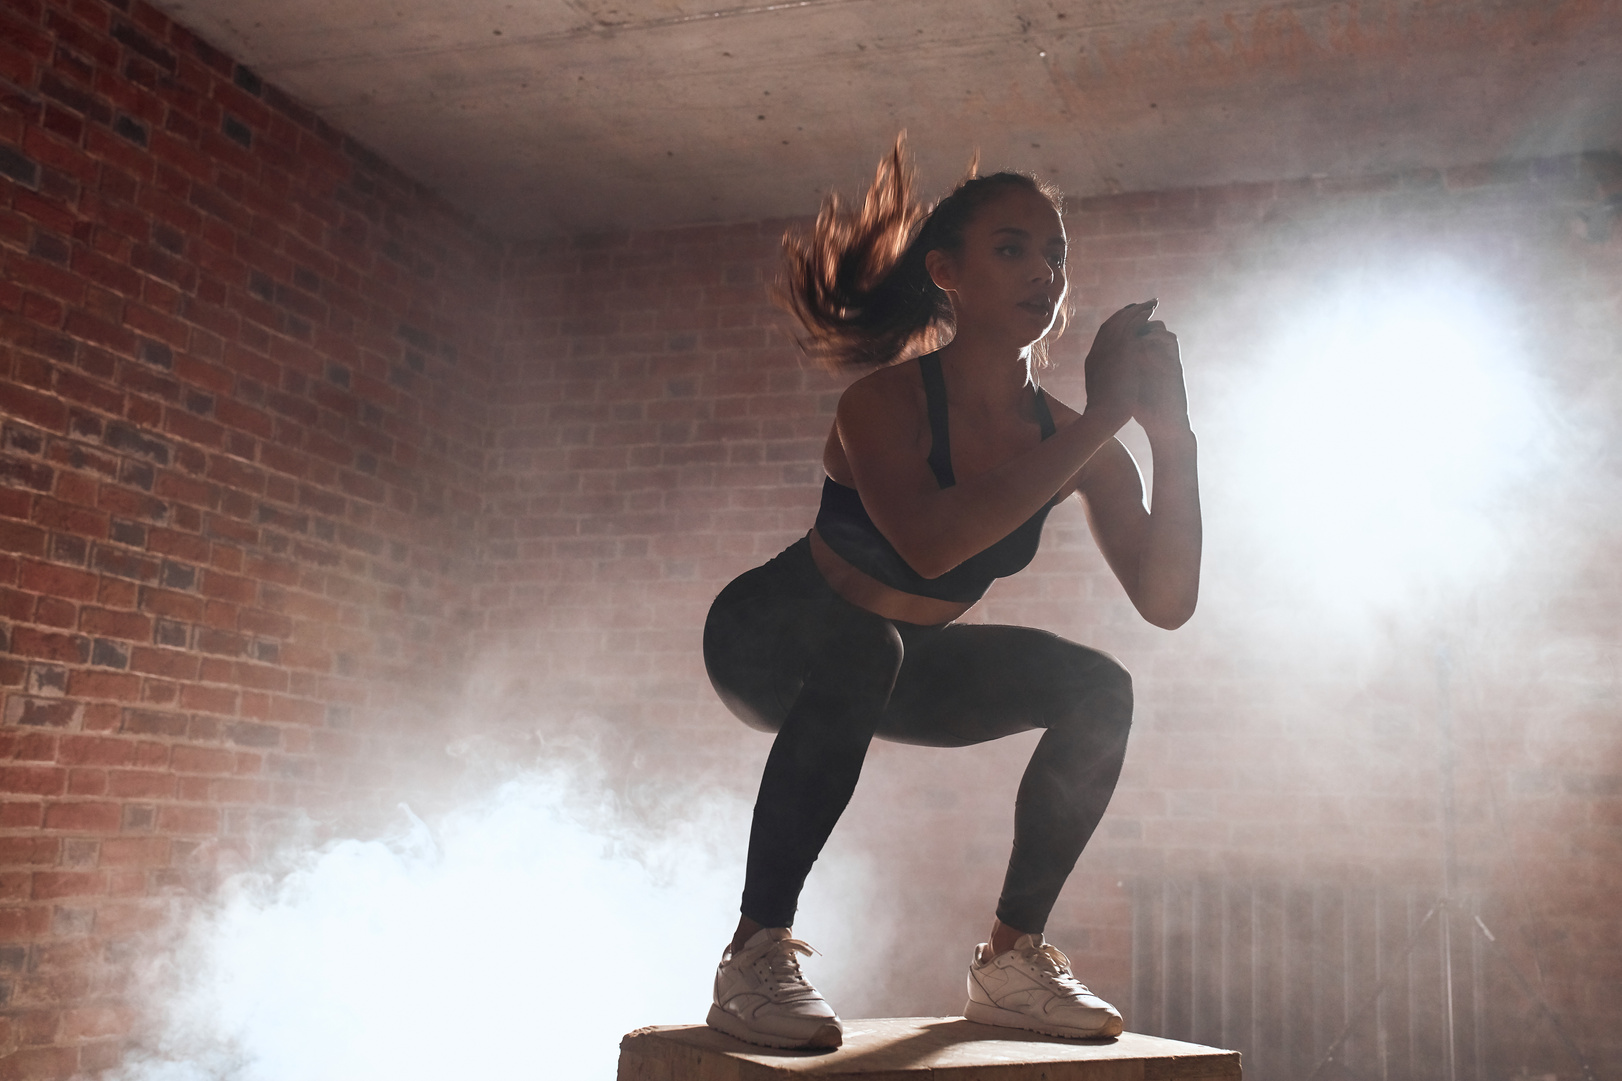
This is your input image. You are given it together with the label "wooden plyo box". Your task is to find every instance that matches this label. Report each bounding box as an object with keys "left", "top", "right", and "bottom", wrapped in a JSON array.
[{"left": 619, "top": 1017, "right": 1241, "bottom": 1081}]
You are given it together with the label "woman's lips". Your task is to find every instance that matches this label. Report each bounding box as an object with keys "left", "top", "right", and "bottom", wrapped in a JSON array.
[{"left": 1018, "top": 301, "right": 1054, "bottom": 318}]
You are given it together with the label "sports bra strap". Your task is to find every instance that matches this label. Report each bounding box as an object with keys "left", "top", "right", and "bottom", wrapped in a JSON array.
[
  {"left": 921, "top": 353, "right": 955, "bottom": 488},
  {"left": 1034, "top": 385, "right": 1055, "bottom": 438},
  {"left": 921, "top": 353, "right": 1055, "bottom": 488}
]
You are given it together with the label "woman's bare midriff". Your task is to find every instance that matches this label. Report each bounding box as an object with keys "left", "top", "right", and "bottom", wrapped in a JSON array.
[{"left": 808, "top": 528, "right": 975, "bottom": 626}]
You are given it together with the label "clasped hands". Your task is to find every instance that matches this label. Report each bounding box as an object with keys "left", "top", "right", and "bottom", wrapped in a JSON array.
[{"left": 1082, "top": 299, "right": 1190, "bottom": 439}]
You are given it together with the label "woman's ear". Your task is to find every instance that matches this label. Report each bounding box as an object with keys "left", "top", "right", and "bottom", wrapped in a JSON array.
[{"left": 924, "top": 248, "right": 956, "bottom": 293}]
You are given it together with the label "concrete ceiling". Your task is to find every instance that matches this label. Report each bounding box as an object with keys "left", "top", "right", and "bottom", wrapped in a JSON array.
[{"left": 152, "top": 0, "right": 1622, "bottom": 239}]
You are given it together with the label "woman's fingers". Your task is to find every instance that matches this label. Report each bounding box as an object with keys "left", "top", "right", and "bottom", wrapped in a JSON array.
[
  {"left": 1110, "top": 301, "right": 1157, "bottom": 331},
  {"left": 1132, "top": 322, "right": 1189, "bottom": 434}
]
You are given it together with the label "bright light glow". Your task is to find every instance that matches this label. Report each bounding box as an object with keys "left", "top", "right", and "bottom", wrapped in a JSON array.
[
  {"left": 1222, "top": 265, "right": 1550, "bottom": 618},
  {"left": 109, "top": 755, "right": 874, "bottom": 1081}
]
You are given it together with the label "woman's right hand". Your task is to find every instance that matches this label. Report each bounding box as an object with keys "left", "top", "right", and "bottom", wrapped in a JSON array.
[{"left": 1083, "top": 301, "right": 1156, "bottom": 430}]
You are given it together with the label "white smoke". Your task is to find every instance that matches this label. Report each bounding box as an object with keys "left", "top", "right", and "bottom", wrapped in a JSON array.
[
  {"left": 1206, "top": 258, "right": 1560, "bottom": 637},
  {"left": 109, "top": 738, "right": 875, "bottom": 1081}
]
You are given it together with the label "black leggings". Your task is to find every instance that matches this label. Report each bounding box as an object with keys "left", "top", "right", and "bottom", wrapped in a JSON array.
[{"left": 702, "top": 535, "right": 1133, "bottom": 933}]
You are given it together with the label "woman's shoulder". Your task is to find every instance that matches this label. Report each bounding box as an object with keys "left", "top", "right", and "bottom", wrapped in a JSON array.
[
  {"left": 834, "top": 356, "right": 931, "bottom": 449},
  {"left": 839, "top": 356, "right": 925, "bottom": 413}
]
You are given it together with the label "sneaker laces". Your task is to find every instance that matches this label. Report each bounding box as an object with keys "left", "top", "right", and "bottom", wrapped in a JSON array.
[
  {"left": 757, "top": 937, "right": 820, "bottom": 996},
  {"left": 1025, "top": 942, "right": 1095, "bottom": 997}
]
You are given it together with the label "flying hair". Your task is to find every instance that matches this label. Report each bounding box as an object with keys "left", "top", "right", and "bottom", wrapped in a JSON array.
[{"left": 775, "top": 133, "right": 1068, "bottom": 371}]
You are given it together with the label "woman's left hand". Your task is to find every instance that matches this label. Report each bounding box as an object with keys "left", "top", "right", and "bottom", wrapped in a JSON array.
[
  {"left": 1131, "top": 317, "right": 1190, "bottom": 438},
  {"left": 1078, "top": 311, "right": 1201, "bottom": 629}
]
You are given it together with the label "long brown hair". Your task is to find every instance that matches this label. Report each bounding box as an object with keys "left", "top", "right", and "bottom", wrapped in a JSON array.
[{"left": 776, "top": 135, "right": 1068, "bottom": 371}]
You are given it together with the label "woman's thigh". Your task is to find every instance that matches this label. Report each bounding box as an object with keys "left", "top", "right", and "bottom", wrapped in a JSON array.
[
  {"left": 878, "top": 623, "right": 1129, "bottom": 747},
  {"left": 702, "top": 561, "right": 827, "bottom": 733},
  {"left": 704, "top": 541, "right": 906, "bottom": 734}
]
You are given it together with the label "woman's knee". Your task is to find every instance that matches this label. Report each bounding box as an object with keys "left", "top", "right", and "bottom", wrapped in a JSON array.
[{"left": 1053, "top": 643, "right": 1134, "bottom": 733}]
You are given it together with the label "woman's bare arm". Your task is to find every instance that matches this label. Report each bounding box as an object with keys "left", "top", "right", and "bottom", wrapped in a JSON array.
[
  {"left": 1077, "top": 432, "right": 1201, "bottom": 628},
  {"left": 1075, "top": 323, "right": 1202, "bottom": 629}
]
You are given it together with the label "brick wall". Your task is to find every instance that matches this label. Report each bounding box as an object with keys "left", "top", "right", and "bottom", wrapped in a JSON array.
[
  {"left": 0, "top": 0, "right": 495, "bottom": 1074},
  {"left": 485, "top": 159, "right": 1622, "bottom": 1070}
]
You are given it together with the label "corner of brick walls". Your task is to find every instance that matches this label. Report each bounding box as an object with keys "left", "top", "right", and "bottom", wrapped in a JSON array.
[{"left": 0, "top": 0, "right": 498, "bottom": 1072}]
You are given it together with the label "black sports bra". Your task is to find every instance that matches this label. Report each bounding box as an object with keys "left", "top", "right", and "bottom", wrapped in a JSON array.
[{"left": 813, "top": 353, "right": 1063, "bottom": 605}]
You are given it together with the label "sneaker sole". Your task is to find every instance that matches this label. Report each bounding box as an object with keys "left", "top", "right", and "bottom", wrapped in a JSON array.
[
  {"left": 963, "top": 998, "right": 1124, "bottom": 1039},
  {"left": 706, "top": 1004, "right": 843, "bottom": 1050}
]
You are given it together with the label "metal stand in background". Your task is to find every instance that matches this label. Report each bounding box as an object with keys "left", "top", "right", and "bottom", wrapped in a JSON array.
[{"left": 1306, "top": 647, "right": 1597, "bottom": 1081}]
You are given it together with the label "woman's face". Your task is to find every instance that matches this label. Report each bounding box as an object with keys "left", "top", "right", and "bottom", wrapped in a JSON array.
[{"left": 927, "top": 185, "right": 1068, "bottom": 348}]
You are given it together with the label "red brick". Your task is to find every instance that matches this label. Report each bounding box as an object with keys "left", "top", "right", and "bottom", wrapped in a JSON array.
[
  {"left": 181, "top": 681, "right": 241, "bottom": 715},
  {"left": 56, "top": 736, "right": 134, "bottom": 767},
  {"left": 266, "top": 695, "right": 322, "bottom": 725},
  {"left": 17, "top": 561, "right": 96, "bottom": 601},
  {"left": 92, "top": 900, "right": 166, "bottom": 936},
  {"left": 79, "top": 702, "right": 119, "bottom": 733},
  {"left": 0, "top": 802, "right": 44, "bottom": 829},
  {"left": 41, "top": 802, "right": 119, "bottom": 832},
  {"left": 77, "top": 607, "right": 151, "bottom": 640},
  {"left": 0, "top": 765, "right": 67, "bottom": 797},
  {"left": 27, "top": 595, "right": 73, "bottom": 628},
  {"left": 0, "top": 837, "right": 59, "bottom": 865},
  {"left": 0, "top": 731, "right": 58, "bottom": 761},
  {"left": 0, "top": 487, "right": 34, "bottom": 520},
  {"left": 199, "top": 569, "right": 256, "bottom": 604},
  {"left": 0, "top": 1045, "right": 78, "bottom": 1080},
  {"left": 8, "top": 628, "right": 88, "bottom": 664},
  {"left": 210, "top": 777, "right": 268, "bottom": 803},
  {"left": 69, "top": 249, "right": 142, "bottom": 299},
  {"left": 126, "top": 647, "right": 197, "bottom": 680},
  {"left": 167, "top": 744, "right": 234, "bottom": 773},
  {"left": 0, "top": 383, "right": 69, "bottom": 432},
  {"left": 154, "top": 804, "right": 218, "bottom": 834},
  {"left": 104, "top": 769, "right": 171, "bottom": 800},
  {"left": 0, "top": 871, "right": 32, "bottom": 903},
  {"left": 136, "top": 587, "right": 203, "bottom": 622},
  {"left": 65, "top": 670, "right": 139, "bottom": 701},
  {"left": 145, "top": 526, "right": 211, "bottom": 562},
  {"left": 95, "top": 576, "right": 138, "bottom": 609},
  {"left": 30, "top": 496, "right": 106, "bottom": 537},
  {"left": 65, "top": 768, "right": 105, "bottom": 795},
  {"left": 30, "top": 871, "right": 107, "bottom": 900},
  {"left": 95, "top": 836, "right": 168, "bottom": 867},
  {"left": 0, "top": 521, "right": 47, "bottom": 558}
]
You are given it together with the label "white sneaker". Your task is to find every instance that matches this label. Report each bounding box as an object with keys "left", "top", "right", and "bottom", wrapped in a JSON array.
[
  {"left": 707, "top": 927, "right": 843, "bottom": 1049},
  {"left": 965, "top": 933, "right": 1124, "bottom": 1038}
]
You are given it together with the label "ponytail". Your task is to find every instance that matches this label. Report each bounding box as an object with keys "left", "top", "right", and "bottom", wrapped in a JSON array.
[{"left": 776, "top": 135, "right": 1067, "bottom": 371}]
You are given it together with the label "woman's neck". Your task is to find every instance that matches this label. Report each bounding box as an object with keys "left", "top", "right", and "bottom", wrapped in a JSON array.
[{"left": 936, "top": 332, "right": 1035, "bottom": 407}]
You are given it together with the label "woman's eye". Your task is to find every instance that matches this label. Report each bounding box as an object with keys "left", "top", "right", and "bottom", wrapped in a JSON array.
[
  {"left": 1049, "top": 254, "right": 1066, "bottom": 269},
  {"left": 996, "top": 245, "right": 1023, "bottom": 258}
]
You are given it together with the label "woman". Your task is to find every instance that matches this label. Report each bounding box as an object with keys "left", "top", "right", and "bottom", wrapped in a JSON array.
[{"left": 702, "top": 140, "right": 1201, "bottom": 1050}]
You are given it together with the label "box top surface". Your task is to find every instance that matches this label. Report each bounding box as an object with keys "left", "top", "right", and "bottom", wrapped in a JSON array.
[{"left": 621, "top": 1017, "right": 1241, "bottom": 1077}]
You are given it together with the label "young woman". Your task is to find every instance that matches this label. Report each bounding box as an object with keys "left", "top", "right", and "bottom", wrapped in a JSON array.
[{"left": 702, "top": 140, "right": 1202, "bottom": 1050}]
